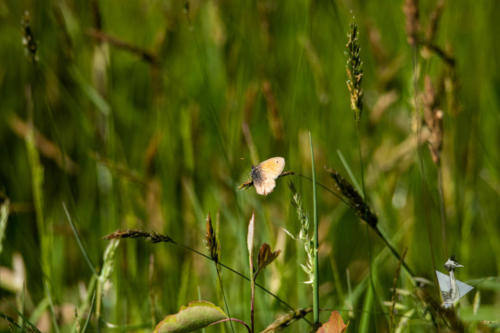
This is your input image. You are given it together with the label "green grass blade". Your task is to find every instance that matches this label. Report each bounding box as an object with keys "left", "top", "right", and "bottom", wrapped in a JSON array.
[
  {"left": 309, "top": 131, "right": 320, "bottom": 326},
  {"left": 82, "top": 290, "right": 96, "bottom": 332},
  {"left": 62, "top": 203, "right": 97, "bottom": 276},
  {"left": 358, "top": 282, "right": 373, "bottom": 333},
  {"left": 337, "top": 149, "right": 363, "bottom": 196}
]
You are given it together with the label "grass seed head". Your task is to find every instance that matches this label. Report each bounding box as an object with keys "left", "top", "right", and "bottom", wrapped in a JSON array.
[
  {"left": 346, "top": 20, "right": 364, "bottom": 122},
  {"left": 21, "top": 11, "right": 38, "bottom": 63},
  {"left": 104, "top": 229, "right": 174, "bottom": 243},
  {"left": 205, "top": 214, "right": 219, "bottom": 263},
  {"left": 288, "top": 182, "right": 315, "bottom": 284},
  {"left": 327, "top": 169, "right": 378, "bottom": 228}
]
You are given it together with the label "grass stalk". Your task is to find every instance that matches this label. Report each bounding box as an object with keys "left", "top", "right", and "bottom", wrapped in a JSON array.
[
  {"left": 82, "top": 290, "right": 96, "bottom": 332},
  {"left": 44, "top": 280, "right": 60, "bottom": 333},
  {"left": 63, "top": 203, "right": 97, "bottom": 275},
  {"left": 215, "top": 268, "right": 235, "bottom": 333},
  {"left": 209, "top": 318, "right": 252, "bottom": 333},
  {"left": 337, "top": 149, "right": 362, "bottom": 196},
  {"left": 247, "top": 212, "right": 255, "bottom": 333},
  {"left": 309, "top": 131, "right": 320, "bottom": 326},
  {"left": 25, "top": 84, "right": 59, "bottom": 332},
  {"left": 359, "top": 279, "right": 373, "bottom": 333},
  {"left": 437, "top": 164, "right": 448, "bottom": 257},
  {"left": 355, "top": 122, "right": 367, "bottom": 199},
  {"left": 250, "top": 272, "right": 256, "bottom": 333},
  {"left": 411, "top": 35, "right": 438, "bottom": 279},
  {"left": 206, "top": 213, "right": 235, "bottom": 333},
  {"left": 71, "top": 275, "right": 96, "bottom": 333},
  {"left": 105, "top": 230, "right": 312, "bottom": 326}
]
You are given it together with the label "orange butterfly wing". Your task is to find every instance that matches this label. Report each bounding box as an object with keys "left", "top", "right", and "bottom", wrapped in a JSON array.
[
  {"left": 258, "top": 157, "right": 285, "bottom": 178},
  {"left": 253, "top": 157, "right": 285, "bottom": 196}
]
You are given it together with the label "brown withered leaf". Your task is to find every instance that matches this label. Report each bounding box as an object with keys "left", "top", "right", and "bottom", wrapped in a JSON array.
[
  {"left": 257, "top": 243, "right": 281, "bottom": 275},
  {"left": 316, "top": 311, "right": 348, "bottom": 333}
]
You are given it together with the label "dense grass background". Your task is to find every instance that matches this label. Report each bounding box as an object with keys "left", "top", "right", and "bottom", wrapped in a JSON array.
[{"left": 1, "top": 0, "right": 499, "bottom": 331}]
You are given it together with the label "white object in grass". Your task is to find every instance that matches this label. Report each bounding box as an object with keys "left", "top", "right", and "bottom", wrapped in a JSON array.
[{"left": 435, "top": 256, "right": 474, "bottom": 309}]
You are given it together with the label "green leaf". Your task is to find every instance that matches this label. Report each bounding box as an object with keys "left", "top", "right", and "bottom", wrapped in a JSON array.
[
  {"left": 459, "top": 305, "right": 500, "bottom": 322},
  {"left": 154, "top": 301, "right": 227, "bottom": 333}
]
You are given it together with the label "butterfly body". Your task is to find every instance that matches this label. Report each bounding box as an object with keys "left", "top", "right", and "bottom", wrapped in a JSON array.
[{"left": 251, "top": 157, "right": 285, "bottom": 195}]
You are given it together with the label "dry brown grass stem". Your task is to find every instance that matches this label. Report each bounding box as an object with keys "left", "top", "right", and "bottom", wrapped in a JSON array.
[
  {"left": 262, "top": 81, "right": 284, "bottom": 140},
  {"left": 426, "top": 0, "right": 446, "bottom": 43},
  {"left": 9, "top": 115, "right": 79, "bottom": 173},
  {"left": 241, "top": 122, "right": 259, "bottom": 166},
  {"left": 89, "top": 152, "right": 146, "bottom": 185},
  {"left": 423, "top": 76, "right": 444, "bottom": 165},
  {"left": 403, "top": 0, "right": 420, "bottom": 47},
  {"left": 261, "top": 308, "right": 312, "bottom": 333},
  {"left": 367, "top": 128, "right": 431, "bottom": 186},
  {"left": 87, "top": 28, "right": 157, "bottom": 64},
  {"left": 421, "top": 41, "right": 455, "bottom": 67},
  {"left": 403, "top": 0, "right": 455, "bottom": 67}
]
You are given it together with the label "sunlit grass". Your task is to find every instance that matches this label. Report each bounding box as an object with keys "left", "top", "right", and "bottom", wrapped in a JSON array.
[{"left": 0, "top": 0, "right": 499, "bottom": 332}]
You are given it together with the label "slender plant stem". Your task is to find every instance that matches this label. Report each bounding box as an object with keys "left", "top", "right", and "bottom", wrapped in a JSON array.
[
  {"left": 355, "top": 122, "right": 367, "bottom": 199},
  {"left": 105, "top": 230, "right": 312, "bottom": 326},
  {"left": 411, "top": 44, "right": 438, "bottom": 281},
  {"left": 63, "top": 203, "right": 97, "bottom": 275},
  {"left": 215, "top": 267, "right": 235, "bottom": 333},
  {"left": 437, "top": 164, "right": 448, "bottom": 257},
  {"left": 372, "top": 227, "right": 415, "bottom": 278},
  {"left": 82, "top": 289, "right": 96, "bottom": 332},
  {"left": 248, "top": 214, "right": 255, "bottom": 333},
  {"left": 44, "top": 280, "right": 60, "bottom": 333},
  {"left": 72, "top": 275, "right": 96, "bottom": 333},
  {"left": 297, "top": 174, "right": 350, "bottom": 206},
  {"left": 176, "top": 242, "right": 303, "bottom": 318},
  {"left": 297, "top": 174, "right": 415, "bottom": 278},
  {"left": 209, "top": 318, "right": 252, "bottom": 333},
  {"left": 309, "top": 131, "right": 320, "bottom": 325},
  {"left": 250, "top": 274, "right": 255, "bottom": 333}
]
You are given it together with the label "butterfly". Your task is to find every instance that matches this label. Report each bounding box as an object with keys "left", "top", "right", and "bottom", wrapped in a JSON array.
[{"left": 250, "top": 157, "right": 286, "bottom": 196}]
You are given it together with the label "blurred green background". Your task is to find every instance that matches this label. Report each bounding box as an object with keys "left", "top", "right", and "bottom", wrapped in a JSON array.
[{"left": 1, "top": 0, "right": 499, "bottom": 331}]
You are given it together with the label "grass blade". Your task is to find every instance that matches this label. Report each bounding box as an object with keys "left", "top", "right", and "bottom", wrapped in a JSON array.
[
  {"left": 309, "top": 131, "right": 320, "bottom": 326},
  {"left": 337, "top": 149, "right": 362, "bottom": 197},
  {"left": 63, "top": 203, "right": 97, "bottom": 276}
]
